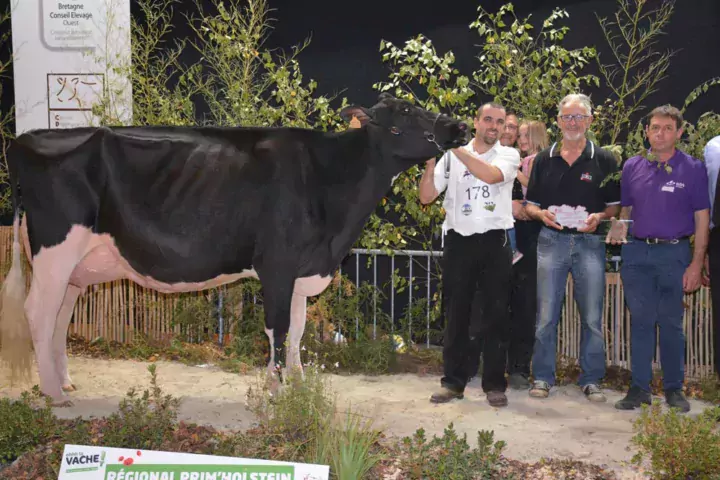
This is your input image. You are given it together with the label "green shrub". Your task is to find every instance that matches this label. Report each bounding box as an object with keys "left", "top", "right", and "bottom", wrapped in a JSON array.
[
  {"left": 398, "top": 423, "right": 507, "bottom": 479},
  {"left": 0, "top": 386, "right": 59, "bottom": 464},
  {"left": 630, "top": 400, "right": 720, "bottom": 480},
  {"left": 98, "top": 364, "right": 181, "bottom": 450}
]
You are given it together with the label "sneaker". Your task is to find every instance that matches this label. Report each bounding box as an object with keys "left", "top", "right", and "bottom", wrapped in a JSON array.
[
  {"left": 665, "top": 389, "right": 690, "bottom": 413},
  {"left": 582, "top": 383, "right": 607, "bottom": 402},
  {"left": 508, "top": 373, "right": 531, "bottom": 390},
  {"left": 529, "top": 380, "right": 551, "bottom": 398},
  {"left": 512, "top": 250, "right": 524, "bottom": 265},
  {"left": 486, "top": 391, "right": 508, "bottom": 407},
  {"left": 430, "top": 387, "right": 464, "bottom": 404},
  {"left": 614, "top": 386, "right": 652, "bottom": 410}
]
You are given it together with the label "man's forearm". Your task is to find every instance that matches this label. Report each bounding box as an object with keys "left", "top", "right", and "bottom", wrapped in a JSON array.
[
  {"left": 598, "top": 204, "right": 621, "bottom": 221},
  {"left": 619, "top": 206, "right": 632, "bottom": 220},
  {"left": 692, "top": 210, "right": 710, "bottom": 266},
  {"left": 453, "top": 148, "right": 504, "bottom": 184},
  {"left": 419, "top": 161, "right": 439, "bottom": 204},
  {"left": 525, "top": 202, "right": 543, "bottom": 221}
]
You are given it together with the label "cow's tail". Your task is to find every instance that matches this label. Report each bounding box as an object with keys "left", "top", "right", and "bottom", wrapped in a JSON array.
[{"left": 0, "top": 143, "right": 33, "bottom": 385}]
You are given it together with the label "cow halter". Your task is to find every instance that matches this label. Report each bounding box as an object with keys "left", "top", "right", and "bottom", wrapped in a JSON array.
[{"left": 424, "top": 112, "right": 444, "bottom": 152}]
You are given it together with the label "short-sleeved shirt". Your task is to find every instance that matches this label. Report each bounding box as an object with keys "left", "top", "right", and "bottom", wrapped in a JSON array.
[
  {"left": 621, "top": 149, "right": 710, "bottom": 239},
  {"left": 704, "top": 135, "right": 720, "bottom": 228},
  {"left": 434, "top": 140, "right": 521, "bottom": 236},
  {"left": 526, "top": 140, "right": 621, "bottom": 233}
]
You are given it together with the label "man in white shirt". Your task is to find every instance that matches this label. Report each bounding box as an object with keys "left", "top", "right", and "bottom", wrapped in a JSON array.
[
  {"left": 704, "top": 134, "right": 720, "bottom": 380},
  {"left": 419, "top": 102, "right": 521, "bottom": 407}
]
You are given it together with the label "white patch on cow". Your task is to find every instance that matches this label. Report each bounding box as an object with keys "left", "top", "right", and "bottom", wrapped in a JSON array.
[
  {"left": 23, "top": 224, "right": 93, "bottom": 404},
  {"left": 293, "top": 274, "right": 332, "bottom": 297}
]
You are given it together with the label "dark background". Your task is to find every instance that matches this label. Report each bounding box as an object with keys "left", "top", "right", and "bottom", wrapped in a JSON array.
[{"left": 1, "top": 0, "right": 719, "bottom": 341}]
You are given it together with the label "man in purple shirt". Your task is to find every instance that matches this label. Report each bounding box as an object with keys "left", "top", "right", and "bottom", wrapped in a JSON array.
[{"left": 609, "top": 105, "right": 710, "bottom": 413}]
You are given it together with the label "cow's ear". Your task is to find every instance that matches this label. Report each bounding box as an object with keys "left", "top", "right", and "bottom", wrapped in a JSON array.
[{"left": 340, "top": 105, "right": 372, "bottom": 126}]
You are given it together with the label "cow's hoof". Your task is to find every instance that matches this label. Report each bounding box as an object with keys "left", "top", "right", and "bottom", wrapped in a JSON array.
[{"left": 62, "top": 384, "right": 77, "bottom": 392}]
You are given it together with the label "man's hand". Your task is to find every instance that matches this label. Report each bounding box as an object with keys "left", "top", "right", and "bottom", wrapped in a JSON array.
[
  {"left": 426, "top": 158, "right": 436, "bottom": 169},
  {"left": 684, "top": 262, "right": 703, "bottom": 293},
  {"left": 605, "top": 217, "right": 628, "bottom": 245},
  {"left": 512, "top": 200, "right": 530, "bottom": 221},
  {"left": 702, "top": 254, "right": 711, "bottom": 287},
  {"left": 577, "top": 213, "right": 603, "bottom": 233},
  {"left": 536, "top": 209, "right": 563, "bottom": 230}
]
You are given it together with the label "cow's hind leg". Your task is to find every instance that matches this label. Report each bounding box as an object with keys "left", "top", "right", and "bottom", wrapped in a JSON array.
[
  {"left": 25, "top": 227, "right": 90, "bottom": 406},
  {"left": 55, "top": 284, "right": 82, "bottom": 392}
]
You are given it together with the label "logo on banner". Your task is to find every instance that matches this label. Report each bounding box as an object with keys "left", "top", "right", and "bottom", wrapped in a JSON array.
[
  {"left": 461, "top": 203, "right": 472, "bottom": 216},
  {"left": 462, "top": 169, "right": 473, "bottom": 179},
  {"left": 483, "top": 202, "right": 496, "bottom": 212},
  {"left": 580, "top": 172, "right": 593, "bottom": 182}
]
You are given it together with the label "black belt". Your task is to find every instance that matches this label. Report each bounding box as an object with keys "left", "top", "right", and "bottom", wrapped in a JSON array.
[{"left": 633, "top": 236, "right": 690, "bottom": 245}]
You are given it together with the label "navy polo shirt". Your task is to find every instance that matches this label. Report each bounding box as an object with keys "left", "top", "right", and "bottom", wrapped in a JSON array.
[{"left": 526, "top": 140, "right": 621, "bottom": 233}]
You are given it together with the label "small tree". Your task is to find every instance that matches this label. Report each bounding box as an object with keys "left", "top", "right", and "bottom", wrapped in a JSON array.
[{"left": 470, "top": 3, "right": 599, "bottom": 128}]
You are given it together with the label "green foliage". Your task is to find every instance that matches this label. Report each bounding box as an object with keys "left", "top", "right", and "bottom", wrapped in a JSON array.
[
  {"left": 470, "top": 3, "right": 599, "bottom": 126},
  {"left": 244, "top": 365, "right": 385, "bottom": 478},
  {"left": 99, "top": 364, "right": 181, "bottom": 449},
  {"left": 630, "top": 400, "right": 720, "bottom": 480},
  {"left": 398, "top": 423, "right": 507, "bottom": 479},
  {"left": 0, "top": 8, "right": 14, "bottom": 215},
  {"left": 0, "top": 386, "right": 59, "bottom": 464},
  {"left": 90, "top": 0, "right": 347, "bottom": 132}
]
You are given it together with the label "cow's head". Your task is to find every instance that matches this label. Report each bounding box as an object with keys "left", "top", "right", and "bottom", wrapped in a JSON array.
[{"left": 340, "top": 93, "right": 469, "bottom": 162}]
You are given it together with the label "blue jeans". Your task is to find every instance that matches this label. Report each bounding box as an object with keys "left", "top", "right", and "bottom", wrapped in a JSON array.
[
  {"left": 508, "top": 227, "right": 517, "bottom": 251},
  {"left": 620, "top": 240, "right": 691, "bottom": 392},
  {"left": 532, "top": 227, "right": 607, "bottom": 386}
]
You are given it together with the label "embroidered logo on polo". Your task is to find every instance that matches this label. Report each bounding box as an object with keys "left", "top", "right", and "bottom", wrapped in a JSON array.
[
  {"left": 661, "top": 180, "right": 684, "bottom": 193},
  {"left": 580, "top": 172, "right": 593, "bottom": 182}
]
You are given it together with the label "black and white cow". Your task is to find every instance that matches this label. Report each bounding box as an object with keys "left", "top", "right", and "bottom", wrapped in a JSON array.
[{"left": 0, "top": 93, "right": 468, "bottom": 405}]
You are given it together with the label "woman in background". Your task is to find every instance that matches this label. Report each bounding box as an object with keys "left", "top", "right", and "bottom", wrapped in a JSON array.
[{"left": 506, "top": 119, "right": 549, "bottom": 389}]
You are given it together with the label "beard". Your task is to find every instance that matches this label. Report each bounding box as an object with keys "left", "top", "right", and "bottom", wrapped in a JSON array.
[
  {"left": 563, "top": 130, "right": 585, "bottom": 142},
  {"left": 482, "top": 131, "right": 498, "bottom": 145}
]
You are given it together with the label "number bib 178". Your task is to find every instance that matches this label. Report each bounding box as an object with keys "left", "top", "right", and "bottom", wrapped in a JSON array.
[{"left": 455, "top": 170, "right": 497, "bottom": 219}]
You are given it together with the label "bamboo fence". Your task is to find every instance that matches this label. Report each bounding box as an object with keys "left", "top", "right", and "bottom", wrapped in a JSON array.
[{"left": 0, "top": 226, "right": 716, "bottom": 379}]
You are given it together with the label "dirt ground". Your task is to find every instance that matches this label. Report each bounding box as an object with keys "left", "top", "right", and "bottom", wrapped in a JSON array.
[{"left": 1, "top": 356, "right": 715, "bottom": 479}]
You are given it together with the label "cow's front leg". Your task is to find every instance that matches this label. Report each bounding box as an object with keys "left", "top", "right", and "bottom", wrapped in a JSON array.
[
  {"left": 286, "top": 292, "right": 307, "bottom": 378},
  {"left": 257, "top": 267, "right": 295, "bottom": 392}
]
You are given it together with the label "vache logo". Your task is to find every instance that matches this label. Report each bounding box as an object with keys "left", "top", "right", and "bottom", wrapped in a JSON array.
[{"left": 65, "top": 450, "right": 105, "bottom": 468}]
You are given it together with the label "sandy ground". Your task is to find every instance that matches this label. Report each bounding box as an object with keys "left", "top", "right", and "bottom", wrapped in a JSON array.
[{"left": 1, "top": 356, "right": 716, "bottom": 479}]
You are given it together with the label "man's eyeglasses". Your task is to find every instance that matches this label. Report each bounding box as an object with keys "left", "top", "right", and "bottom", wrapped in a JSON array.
[{"left": 559, "top": 114, "right": 590, "bottom": 123}]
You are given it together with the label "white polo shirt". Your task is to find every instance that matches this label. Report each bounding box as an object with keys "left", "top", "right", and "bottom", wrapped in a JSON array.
[{"left": 433, "top": 140, "right": 521, "bottom": 237}]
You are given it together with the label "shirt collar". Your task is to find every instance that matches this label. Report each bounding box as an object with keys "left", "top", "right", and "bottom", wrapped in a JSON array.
[
  {"left": 465, "top": 138, "right": 500, "bottom": 156},
  {"left": 645, "top": 148, "right": 683, "bottom": 168},
  {"left": 548, "top": 139, "right": 595, "bottom": 159}
]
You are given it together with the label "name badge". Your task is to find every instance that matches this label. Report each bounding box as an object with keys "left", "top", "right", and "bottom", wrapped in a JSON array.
[{"left": 661, "top": 185, "right": 674, "bottom": 192}]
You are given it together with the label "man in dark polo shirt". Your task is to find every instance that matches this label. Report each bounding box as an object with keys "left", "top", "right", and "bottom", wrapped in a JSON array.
[
  {"left": 610, "top": 105, "right": 709, "bottom": 413},
  {"left": 525, "top": 93, "right": 621, "bottom": 402}
]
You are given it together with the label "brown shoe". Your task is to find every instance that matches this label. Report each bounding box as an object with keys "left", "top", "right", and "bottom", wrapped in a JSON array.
[
  {"left": 430, "top": 387, "right": 464, "bottom": 404},
  {"left": 486, "top": 391, "right": 508, "bottom": 407}
]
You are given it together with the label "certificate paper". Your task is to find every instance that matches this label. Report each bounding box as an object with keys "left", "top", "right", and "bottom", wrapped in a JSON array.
[{"left": 548, "top": 205, "right": 589, "bottom": 230}]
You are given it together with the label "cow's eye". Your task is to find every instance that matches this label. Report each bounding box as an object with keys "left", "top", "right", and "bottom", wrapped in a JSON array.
[{"left": 402, "top": 106, "right": 410, "bottom": 114}]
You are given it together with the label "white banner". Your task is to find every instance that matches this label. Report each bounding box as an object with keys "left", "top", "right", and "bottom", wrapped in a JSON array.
[
  {"left": 58, "top": 444, "right": 330, "bottom": 480},
  {"left": 10, "top": 0, "right": 132, "bottom": 135}
]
